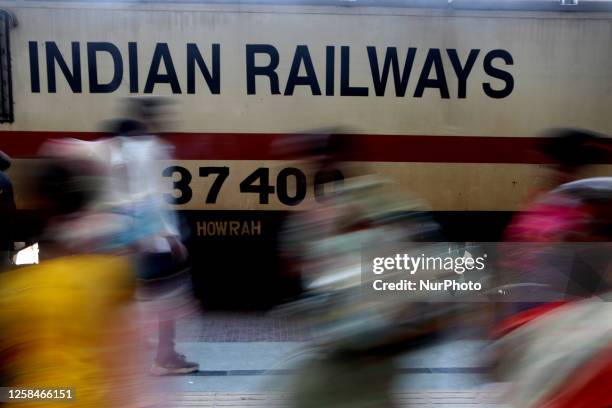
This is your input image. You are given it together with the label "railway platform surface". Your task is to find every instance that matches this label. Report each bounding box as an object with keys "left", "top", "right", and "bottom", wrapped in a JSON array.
[
  {"left": 150, "top": 339, "right": 491, "bottom": 393},
  {"left": 148, "top": 312, "right": 497, "bottom": 407},
  {"left": 164, "top": 390, "right": 507, "bottom": 407}
]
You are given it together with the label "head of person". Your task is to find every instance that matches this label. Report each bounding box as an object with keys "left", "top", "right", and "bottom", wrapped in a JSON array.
[
  {"left": 126, "top": 97, "right": 174, "bottom": 133},
  {"left": 109, "top": 118, "right": 147, "bottom": 137},
  {"left": 539, "top": 128, "right": 610, "bottom": 182},
  {"left": 36, "top": 158, "right": 103, "bottom": 219},
  {"left": 0, "top": 150, "right": 11, "bottom": 172},
  {"left": 271, "top": 129, "right": 355, "bottom": 176}
]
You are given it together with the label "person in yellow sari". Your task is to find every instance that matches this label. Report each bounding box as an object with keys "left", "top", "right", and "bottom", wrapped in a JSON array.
[{"left": 0, "top": 157, "right": 151, "bottom": 408}]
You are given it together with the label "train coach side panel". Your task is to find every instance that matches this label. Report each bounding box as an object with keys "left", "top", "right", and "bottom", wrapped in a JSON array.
[
  {"left": 1, "top": 3, "right": 611, "bottom": 307},
  {"left": 1, "top": 4, "right": 611, "bottom": 135},
  {"left": 1, "top": 3, "right": 611, "bottom": 212}
]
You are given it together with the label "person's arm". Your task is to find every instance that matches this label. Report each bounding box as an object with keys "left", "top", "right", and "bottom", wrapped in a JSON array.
[{"left": 152, "top": 137, "right": 188, "bottom": 262}]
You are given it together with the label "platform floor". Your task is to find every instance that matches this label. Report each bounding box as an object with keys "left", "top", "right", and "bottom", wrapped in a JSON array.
[
  {"left": 146, "top": 313, "right": 503, "bottom": 406},
  {"left": 166, "top": 391, "right": 507, "bottom": 407}
]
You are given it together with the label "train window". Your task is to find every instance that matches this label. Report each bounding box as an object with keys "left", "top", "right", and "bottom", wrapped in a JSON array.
[{"left": 0, "top": 10, "right": 12, "bottom": 123}]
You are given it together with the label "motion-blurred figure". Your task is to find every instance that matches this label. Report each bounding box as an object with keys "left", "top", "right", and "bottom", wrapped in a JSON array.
[
  {"left": 276, "top": 132, "right": 450, "bottom": 408},
  {"left": 494, "top": 219, "right": 612, "bottom": 407},
  {"left": 0, "top": 157, "right": 146, "bottom": 407},
  {"left": 495, "top": 293, "right": 612, "bottom": 408},
  {"left": 492, "top": 129, "right": 612, "bottom": 408},
  {"left": 108, "top": 98, "right": 197, "bottom": 375},
  {"left": 278, "top": 132, "right": 439, "bottom": 294},
  {"left": 505, "top": 129, "right": 610, "bottom": 243},
  {"left": 495, "top": 129, "right": 611, "bottom": 308},
  {"left": 0, "top": 151, "right": 16, "bottom": 270}
]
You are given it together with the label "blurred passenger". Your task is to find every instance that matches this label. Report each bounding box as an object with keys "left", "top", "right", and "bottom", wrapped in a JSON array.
[
  {"left": 276, "top": 132, "right": 449, "bottom": 408},
  {"left": 496, "top": 129, "right": 612, "bottom": 311},
  {"left": 107, "top": 99, "right": 197, "bottom": 376},
  {"left": 505, "top": 129, "right": 610, "bottom": 243},
  {"left": 492, "top": 131, "right": 612, "bottom": 408},
  {"left": 278, "top": 132, "right": 439, "bottom": 292},
  {"left": 0, "top": 158, "right": 146, "bottom": 407},
  {"left": 36, "top": 140, "right": 128, "bottom": 254},
  {"left": 494, "top": 294, "right": 612, "bottom": 408},
  {"left": 0, "top": 151, "right": 16, "bottom": 270}
]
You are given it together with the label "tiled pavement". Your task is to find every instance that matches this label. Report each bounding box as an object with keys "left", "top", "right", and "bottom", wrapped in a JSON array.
[
  {"left": 176, "top": 312, "right": 312, "bottom": 342},
  {"left": 175, "top": 311, "right": 486, "bottom": 342},
  {"left": 164, "top": 313, "right": 500, "bottom": 406},
  {"left": 166, "top": 391, "right": 507, "bottom": 407}
]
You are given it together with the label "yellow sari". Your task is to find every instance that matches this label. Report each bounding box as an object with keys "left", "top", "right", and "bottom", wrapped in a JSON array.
[{"left": 0, "top": 255, "right": 143, "bottom": 408}]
